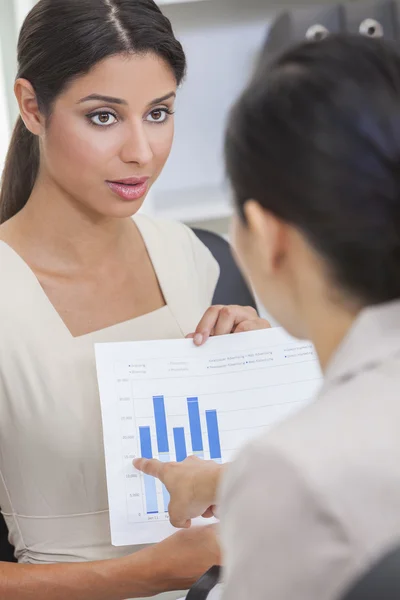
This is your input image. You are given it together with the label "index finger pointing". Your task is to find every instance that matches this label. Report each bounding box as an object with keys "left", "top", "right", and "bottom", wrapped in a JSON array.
[{"left": 133, "top": 458, "right": 165, "bottom": 482}]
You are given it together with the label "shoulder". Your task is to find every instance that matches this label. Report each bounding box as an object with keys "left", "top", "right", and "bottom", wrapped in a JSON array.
[
  {"left": 134, "top": 213, "right": 220, "bottom": 294},
  {"left": 0, "top": 242, "right": 39, "bottom": 338},
  {"left": 134, "top": 212, "right": 190, "bottom": 241},
  {"left": 221, "top": 357, "right": 400, "bottom": 540},
  {"left": 219, "top": 433, "right": 356, "bottom": 600},
  {"left": 0, "top": 241, "right": 30, "bottom": 298},
  {"left": 219, "top": 365, "right": 400, "bottom": 598},
  {"left": 134, "top": 213, "right": 215, "bottom": 258}
]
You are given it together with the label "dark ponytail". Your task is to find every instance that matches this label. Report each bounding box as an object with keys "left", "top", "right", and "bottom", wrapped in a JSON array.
[
  {"left": 0, "top": 117, "right": 39, "bottom": 223},
  {"left": 0, "top": 0, "right": 186, "bottom": 223}
]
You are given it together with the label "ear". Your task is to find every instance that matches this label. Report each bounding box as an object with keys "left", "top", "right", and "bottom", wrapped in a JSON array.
[
  {"left": 243, "top": 200, "right": 287, "bottom": 274},
  {"left": 14, "top": 78, "right": 44, "bottom": 136}
]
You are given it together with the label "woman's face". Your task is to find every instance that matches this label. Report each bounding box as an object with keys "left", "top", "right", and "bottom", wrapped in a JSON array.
[{"left": 36, "top": 53, "right": 176, "bottom": 218}]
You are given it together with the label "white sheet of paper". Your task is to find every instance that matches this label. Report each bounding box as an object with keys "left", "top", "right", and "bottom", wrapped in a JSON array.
[{"left": 95, "top": 328, "right": 322, "bottom": 546}]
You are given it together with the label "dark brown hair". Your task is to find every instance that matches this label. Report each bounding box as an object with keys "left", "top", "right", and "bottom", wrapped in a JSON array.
[
  {"left": 0, "top": 0, "right": 186, "bottom": 223},
  {"left": 226, "top": 35, "right": 400, "bottom": 304}
]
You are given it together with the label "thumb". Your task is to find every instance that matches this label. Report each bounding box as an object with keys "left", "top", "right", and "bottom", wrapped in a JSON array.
[{"left": 168, "top": 496, "right": 193, "bottom": 529}]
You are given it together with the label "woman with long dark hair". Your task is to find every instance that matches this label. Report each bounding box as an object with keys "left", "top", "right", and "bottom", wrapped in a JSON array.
[
  {"left": 136, "top": 35, "right": 400, "bottom": 600},
  {"left": 0, "top": 0, "right": 271, "bottom": 597}
]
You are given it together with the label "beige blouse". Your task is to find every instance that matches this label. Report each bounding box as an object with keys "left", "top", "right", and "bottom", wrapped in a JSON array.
[
  {"left": 0, "top": 214, "right": 219, "bottom": 572},
  {"left": 220, "top": 300, "right": 400, "bottom": 600}
]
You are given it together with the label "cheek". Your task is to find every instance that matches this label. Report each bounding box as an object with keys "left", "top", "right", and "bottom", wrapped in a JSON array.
[
  {"left": 44, "top": 118, "right": 117, "bottom": 174},
  {"left": 147, "top": 123, "right": 174, "bottom": 169}
]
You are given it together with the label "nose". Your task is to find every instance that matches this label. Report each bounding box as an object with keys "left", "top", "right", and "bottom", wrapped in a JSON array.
[{"left": 120, "top": 119, "right": 153, "bottom": 166}]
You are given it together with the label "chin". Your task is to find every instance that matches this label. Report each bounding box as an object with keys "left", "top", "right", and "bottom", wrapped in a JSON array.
[
  {"left": 88, "top": 197, "right": 147, "bottom": 220},
  {"left": 109, "top": 201, "right": 145, "bottom": 218}
]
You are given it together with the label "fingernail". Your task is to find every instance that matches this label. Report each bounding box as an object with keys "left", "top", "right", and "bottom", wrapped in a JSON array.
[{"left": 194, "top": 333, "right": 203, "bottom": 345}]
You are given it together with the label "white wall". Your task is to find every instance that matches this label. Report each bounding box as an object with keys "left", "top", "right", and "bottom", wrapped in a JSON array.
[{"left": 151, "top": 0, "right": 276, "bottom": 227}]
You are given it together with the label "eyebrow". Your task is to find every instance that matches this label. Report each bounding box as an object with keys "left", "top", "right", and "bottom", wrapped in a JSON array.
[
  {"left": 78, "top": 94, "right": 127, "bottom": 105},
  {"left": 78, "top": 91, "right": 176, "bottom": 107},
  {"left": 147, "top": 92, "right": 176, "bottom": 107}
]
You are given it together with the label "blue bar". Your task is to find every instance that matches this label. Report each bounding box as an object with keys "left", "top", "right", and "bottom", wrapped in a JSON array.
[
  {"left": 206, "top": 410, "right": 222, "bottom": 461},
  {"left": 173, "top": 428, "right": 187, "bottom": 462},
  {"left": 159, "top": 454, "right": 171, "bottom": 512},
  {"left": 187, "top": 397, "right": 203, "bottom": 453},
  {"left": 153, "top": 396, "right": 169, "bottom": 453},
  {"left": 139, "top": 427, "right": 158, "bottom": 514}
]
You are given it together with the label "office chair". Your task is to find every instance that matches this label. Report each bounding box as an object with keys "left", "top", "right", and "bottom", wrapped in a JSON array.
[
  {"left": 342, "top": 545, "right": 400, "bottom": 600},
  {"left": 0, "top": 512, "right": 16, "bottom": 562},
  {"left": 192, "top": 228, "right": 257, "bottom": 310},
  {"left": 186, "top": 566, "right": 221, "bottom": 600}
]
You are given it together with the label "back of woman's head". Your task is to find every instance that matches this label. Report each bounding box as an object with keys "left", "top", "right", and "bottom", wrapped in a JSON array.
[
  {"left": 0, "top": 0, "right": 185, "bottom": 223},
  {"left": 226, "top": 35, "right": 400, "bottom": 306}
]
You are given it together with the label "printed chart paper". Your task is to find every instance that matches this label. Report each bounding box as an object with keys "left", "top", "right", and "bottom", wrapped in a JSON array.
[{"left": 95, "top": 328, "right": 322, "bottom": 546}]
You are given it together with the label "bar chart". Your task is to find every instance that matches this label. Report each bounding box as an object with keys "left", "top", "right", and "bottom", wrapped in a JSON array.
[
  {"left": 96, "top": 327, "right": 323, "bottom": 545},
  {"left": 138, "top": 395, "right": 222, "bottom": 517}
]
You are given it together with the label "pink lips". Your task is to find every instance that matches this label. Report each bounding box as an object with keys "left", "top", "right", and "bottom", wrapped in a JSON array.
[{"left": 106, "top": 177, "right": 149, "bottom": 201}]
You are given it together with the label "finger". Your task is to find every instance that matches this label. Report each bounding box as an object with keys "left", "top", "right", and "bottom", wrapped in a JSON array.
[
  {"left": 213, "top": 306, "right": 239, "bottom": 336},
  {"left": 213, "top": 306, "right": 259, "bottom": 336},
  {"left": 193, "top": 306, "right": 223, "bottom": 345},
  {"left": 133, "top": 458, "right": 165, "bottom": 482},
  {"left": 168, "top": 498, "right": 193, "bottom": 528},
  {"left": 233, "top": 318, "right": 271, "bottom": 334},
  {"left": 185, "top": 333, "right": 195, "bottom": 339}
]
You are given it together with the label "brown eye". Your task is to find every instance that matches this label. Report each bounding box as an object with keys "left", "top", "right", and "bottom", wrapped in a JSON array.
[
  {"left": 359, "top": 18, "right": 384, "bottom": 38},
  {"left": 146, "top": 108, "right": 170, "bottom": 124},
  {"left": 89, "top": 111, "right": 118, "bottom": 127},
  {"left": 305, "top": 24, "right": 329, "bottom": 42},
  {"left": 99, "top": 113, "right": 110, "bottom": 123}
]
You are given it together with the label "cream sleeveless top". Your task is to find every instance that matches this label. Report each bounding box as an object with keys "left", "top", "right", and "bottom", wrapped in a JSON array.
[{"left": 0, "top": 214, "right": 219, "bottom": 568}]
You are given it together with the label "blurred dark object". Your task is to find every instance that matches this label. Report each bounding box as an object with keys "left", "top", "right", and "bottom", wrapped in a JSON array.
[
  {"left": 264, "top": 0, "right": 400, "bottom": 60},
  {"left": 342, "top": 545, "right": 400, "bottom": 600},
  {"left": 0, "top": 512, "right": 16, "bottom": 562},
  {"left": 192, "top": 229, "right": 257, "bottom": 310},
  {"left": 186, "top": 565, "right": 221, "bottom": 600}
]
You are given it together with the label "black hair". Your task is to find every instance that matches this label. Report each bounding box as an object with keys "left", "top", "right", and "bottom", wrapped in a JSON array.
[
  {"left": 225, "top": 35, "right": 400, "bottom": 305},
  {"left": 0, "top": 0, "right": 186, "bottom": 223}
]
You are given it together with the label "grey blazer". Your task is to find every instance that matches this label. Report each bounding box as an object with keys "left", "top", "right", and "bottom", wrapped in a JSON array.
[{"left": 219, "top": 300, "right": 400, "bottom": 600}]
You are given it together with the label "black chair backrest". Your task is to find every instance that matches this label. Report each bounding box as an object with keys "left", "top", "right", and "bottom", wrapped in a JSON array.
[
  {"left": 0, "top": 512, "right": 16, "bottom": 562},
  {"left": 192, "top": 228, "right": 257, "bottom": 310},
  {"left": 342, "top": 546, "right": 400, "bottom": 600},
  {"left": 186, "top": 566, "right": 221, "bottom": 600}
]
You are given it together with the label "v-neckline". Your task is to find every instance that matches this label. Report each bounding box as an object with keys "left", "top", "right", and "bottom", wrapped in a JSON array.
[{"left": 0, "top": 215, "right": 170, "bottom": 340}]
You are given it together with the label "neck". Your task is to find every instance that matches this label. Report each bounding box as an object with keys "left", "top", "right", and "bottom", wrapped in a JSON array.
[
  {"left": 305, "top": 296, "right": 362, "bottom": 371},
  {"left": 12, "top": 172, "right": 135, "bottom": 269},
  {"left": 288, "top": 236, "right": 363, "bottom": 372}
]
